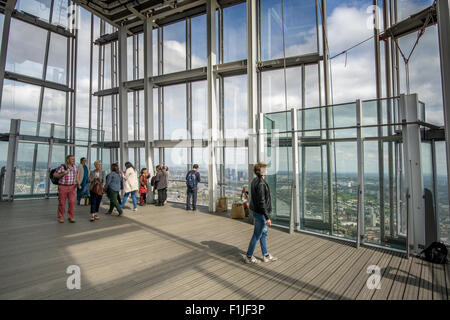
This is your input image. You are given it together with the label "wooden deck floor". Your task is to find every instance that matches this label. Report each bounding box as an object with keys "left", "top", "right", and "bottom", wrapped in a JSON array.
[{"left": 0, "top": 199, "right": 448, "bottom": 300}]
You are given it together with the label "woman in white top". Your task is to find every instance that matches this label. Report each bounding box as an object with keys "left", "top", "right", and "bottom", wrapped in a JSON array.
[{"left": 120, "top": 162, "right": 139, "bottom": 211}]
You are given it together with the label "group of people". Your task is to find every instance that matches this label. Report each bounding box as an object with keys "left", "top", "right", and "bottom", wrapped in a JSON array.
[
  {"left": 54, "top": 157, "right": 202, "bottom": 221},
  {"left": 54, "top": 156, "right": 276, "bottom": 264}
]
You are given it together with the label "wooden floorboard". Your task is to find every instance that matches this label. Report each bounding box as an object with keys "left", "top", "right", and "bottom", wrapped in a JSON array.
[{"left": 0, "top": 199, "right": 447, "bottom": 300}]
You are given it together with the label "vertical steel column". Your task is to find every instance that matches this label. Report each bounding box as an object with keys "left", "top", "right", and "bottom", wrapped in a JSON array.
[
  {"left": 247, "top": 0, "right": 258, "bottom": 199},
  {"left": 5, "top": 119, "right": 20, "bottom": 201},
  {"left": 158, "top": 27, "right": 164, "bottom": 163},
  {"left": 118, "top": 26, "right": 128, "bottom": 168},
  {"left": 373, "top": 0, "right": 385, "bottom": 241},
  {"left": 437, "top": 0, "right": 450, "bottom": 212},
  {"left": 291, "top": 108, "right": 300, "bottom": 234},
  {"left": 383, "top": 0, "right": 395, "bottom": 237},
  {"left": 186, "top": 17, "right": 193, "bottom": 169},
  {"left": 88, "top": 13, "right": 94, "bottom": 167},
  {"left": 207, "top": 0, "right": 218, "bottom": 212},
  {"left": 320, "top": 0, "right": 334, "bottom": 234},
  {"left": 218, "top": 7, "right": 225, "bottom": 197},
  {"left": 356, "top": 99, "right": 365, "bottom": 248},
  {"left": 400, "top": 94, "right": 425, "bottom": 256},
  {"left": 143, "top": 17, "right": 154, "bottom": 188},
  {"left": 0, "top": 0, "right": 17, "bottom": 109}
]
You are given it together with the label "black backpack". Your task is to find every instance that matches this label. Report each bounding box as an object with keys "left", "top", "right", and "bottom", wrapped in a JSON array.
[
  {"left": 49, "top": 164, "right": 67, "bottom": 185},
  {"left": 421, "top": 242, "right": 448, "bottom": 264}
]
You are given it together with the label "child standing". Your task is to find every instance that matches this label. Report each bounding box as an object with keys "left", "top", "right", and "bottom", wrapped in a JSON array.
[{"left": 139, "top": 168, "right": 149, "bottom": 206}]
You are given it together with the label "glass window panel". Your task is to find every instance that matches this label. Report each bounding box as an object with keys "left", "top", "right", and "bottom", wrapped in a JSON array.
[
  {"left": 163, "top": 21, "right": 186, "bottom": 74},
  {"left": 223, "top": 3, "right": 246, "bottom": 63},
  {"left": 261, "top": 67, "right": 301, "bottom": 113},
  {"left": 127, "top": 92, "right": 134, "bottom": 140},
  {"left": 49, "top": 145, "right": 65, "bottom": 193},
  {"left": 16, "top": 0, "right": 52, "bottom": 22},
  {"left": 0, "top": 142, "right": 7, "bottom": 170},
  {"left": 261, "top": 0, "right": 318, "bottom": 61},
  {"left": 397, "top": 0, "right": 434, "bottom": 21},
  {"left": 103, "top": 43, "right": 112, "bottom": 89},
  {"left": 191, "top": 15, "right": 206, "bottom": 68},
  {"left": 6, "top": 19, "right": 47, "bottom": 78},
  {"left": 305, "top": 64, "right": 319, "bottom": 108},
  {"left": 224, "top": 75, "right": 248, "bottom": 139},
  {"left": 153, "top": 88, "right": 159, "bottom": 139},
  {"left": 139, "top": 90, "right": 144, "bottom": 140},
  {"left": 0, "top": 80, "right": 41, "bottom": 133},
  {"left": 52, "top": 0, "right": 68, "bottom": 27},
  {"left": 164, "top": 84, "right": 187, "bottom": 140},
  {"left": 102, "top": 96, "right": 113, "bottom": 141},
  {"left": 32, "top": 144, "right": 49, "bottom": 195},
  {"left": 41, "top": 88, "right": 66, "bottom": 125},
  {"left": 153, "top": 29, "right": 158, "bottom": 76},
  {"left": 224, "top": 147, "right": 248, "bottom": 204},
  {"left": 398, "top": 25, "right": 443, "bottom": 126},
  {"left": 192, "top": 81, "right": 207, "bottom": 140},
  {"left": 332, "top": 142, "right": 358, "bottom": 240},
  {"left": 435, "top": 141, "right": 449, "bottom": 245},
  {"left": 164, "top": 148, "right": 188, "bottom": 203},
  {"left": 0, "top": 14, "right": 4, "bottom": 40},
  {"left": 15, "top": 143, "right": 35, "bottom": 195}
]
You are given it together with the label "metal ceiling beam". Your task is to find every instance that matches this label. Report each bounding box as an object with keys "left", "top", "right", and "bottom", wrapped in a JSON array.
[
  {"left": 4, "top": 71, "right": 73, "bottom": 92},
  {"left": 380, "top": 4, "right": 437, "bottom": 40}
]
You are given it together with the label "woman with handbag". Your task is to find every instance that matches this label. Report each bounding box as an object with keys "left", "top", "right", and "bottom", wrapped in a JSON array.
[{"left": 88, "top": 160, "right": 106, "bottom": 222}]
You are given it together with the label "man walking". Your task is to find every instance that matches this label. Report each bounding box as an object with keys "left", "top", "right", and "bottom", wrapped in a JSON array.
[
  {"left": 186, "top": 164, "right": 201, "bottom": 211},
  {"left": 54, "top": 155, "right": 80, "bottom": 223}
]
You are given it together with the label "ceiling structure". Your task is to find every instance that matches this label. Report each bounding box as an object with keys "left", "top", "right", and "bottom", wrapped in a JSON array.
[{"left": 73, "top": 0, "right": 245, "bottom": 36}]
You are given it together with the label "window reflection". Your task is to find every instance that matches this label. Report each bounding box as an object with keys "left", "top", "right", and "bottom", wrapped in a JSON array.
[
  {"left": 6, "top": 19, "right": 47, "bottom": 79},
  {"left": 223, "top": 3, "right": 247, "bottom": 63},
  {"left": 16, "top": 0, "right": 52, "bottom": 23},
  {"left": 164, "top": 84, "right": 186, "bottom": 140},
  {"left": 224, "top": 75, "right": 247, "bottom": 139},
  {"left": 163, "top": 21, "right": 186, "bottom": 74}
]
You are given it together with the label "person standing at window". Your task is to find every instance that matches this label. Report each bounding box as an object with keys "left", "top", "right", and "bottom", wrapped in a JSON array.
[
  {"left": 186, "top": 164, "right": 201, "bottom": 211},
  {"left": 244, "top": 162, "right": 277, "bottom": 264},
  {"left": 155, "top": 165, "right": 168, "bottom": 206}
]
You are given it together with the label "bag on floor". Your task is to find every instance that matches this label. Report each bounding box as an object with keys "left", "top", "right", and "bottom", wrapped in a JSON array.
[
  {"left": 420, "top": 242, "right": 448, "bottom": 264},
  {"left": 80, "top": 196, "right": 90, "bottom": 206},
  {"left": 216, "top": 197, "right": 228, "bottom": 213},
  {"left": 230, "top": 202, "right": 245, "bottom": 219}
]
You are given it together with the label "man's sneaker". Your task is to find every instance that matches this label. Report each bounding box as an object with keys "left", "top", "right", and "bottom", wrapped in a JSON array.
[
  {"left": 58, "top": 218, "right": 64, "bottom": 223},
  {"left": 133, "top": 207, "right": 138, "bottom": 212},
  {"left": 263, "top": 254, "right": 278, "bottom": 262},
  {"left": 244, "top": 256, "right": 260, "bottom": 264},
  {"left": 68, "top": 217, "right": 76, "bottom": 223}
]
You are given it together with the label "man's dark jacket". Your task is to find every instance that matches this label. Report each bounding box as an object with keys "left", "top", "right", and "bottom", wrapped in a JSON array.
[{"left": 249, "top": 175, "right": 272, "bottom": 220}]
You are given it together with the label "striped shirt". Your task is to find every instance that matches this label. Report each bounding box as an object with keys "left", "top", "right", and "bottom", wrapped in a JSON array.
[{"left": 56, "top": 164, "right": 78, "bottom": 185}]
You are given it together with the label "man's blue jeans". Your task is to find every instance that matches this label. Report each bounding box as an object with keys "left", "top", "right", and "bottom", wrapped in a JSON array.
[
  {"left": 120, "top": 191, "right": 137, "bottom": 209},
  {"left": 246, "top": 211, "right": 269, "bottom": 258},
  {"left": 186, "top": 187, "right": 197, "bottom": 209}
]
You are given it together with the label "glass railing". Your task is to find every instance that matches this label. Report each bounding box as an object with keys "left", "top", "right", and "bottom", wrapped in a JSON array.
[{"left": 261, "top": 96, "right": 433, "bottom": 252}]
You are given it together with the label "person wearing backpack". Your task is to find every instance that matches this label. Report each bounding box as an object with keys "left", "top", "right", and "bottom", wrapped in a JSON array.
[
  {"left": 185, "top": 164, "right": 201, "bottom": 211},
  {"left": 53, "top": 155, "right": 81, "bottom": 223}
]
